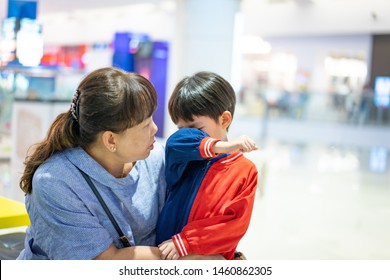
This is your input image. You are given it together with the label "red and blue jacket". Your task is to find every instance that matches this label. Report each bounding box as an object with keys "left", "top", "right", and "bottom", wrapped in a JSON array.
[{"left": 156, "top": 128, "right": 258, "bottom": 259}]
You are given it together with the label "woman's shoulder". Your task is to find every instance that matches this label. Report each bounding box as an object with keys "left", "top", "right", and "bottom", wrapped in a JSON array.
[
  {"left": 36, "top": 151, "right": 67, "bottom": 173},
  {"left": 37, "top": 150, "right": 73, "bottom": 174},
  {"left": 33, "top": 150, "right": 79, "bottom": 195}
]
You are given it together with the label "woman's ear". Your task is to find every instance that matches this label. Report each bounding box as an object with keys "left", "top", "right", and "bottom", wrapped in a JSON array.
[
  {"left": 220, "top": 111, "right": 232, "bottom": 130},
  {"left": 102, "top": 131, "right": 118, "bottom": 152}
]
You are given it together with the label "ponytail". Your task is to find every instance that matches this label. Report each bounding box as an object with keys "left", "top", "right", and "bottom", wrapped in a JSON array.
[{"left": 20, "top": 111, "right": 79, "bottom": 194}]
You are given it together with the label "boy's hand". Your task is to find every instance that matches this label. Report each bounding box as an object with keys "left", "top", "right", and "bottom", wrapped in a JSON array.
[
  {"left": 233, "top": 135, "right": 258, "bottom": 152},
  {"left": 158, "top": 239, "right": 180, "bottom": 260},
  {"left": 214, "top": 135, "right": 258, "bottom": 154}
]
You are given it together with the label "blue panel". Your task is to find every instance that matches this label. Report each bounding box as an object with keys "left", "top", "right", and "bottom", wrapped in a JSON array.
[
  {"left": 112, "top": 32, "right": 150, "bottom": 72},
  {"left": 113, "top": 32, "right": 131, "bottom": 53},
  {"left": 150, "top": 41, "right": 169, "bottom": 138},
  {"left": 112, "top": 52, "right": 134, "bottom": 72},
  {"left": 7, "top": 0, "right": 37, "bottom": 19}
]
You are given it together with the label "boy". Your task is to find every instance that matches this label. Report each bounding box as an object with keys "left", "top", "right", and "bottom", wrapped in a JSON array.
[{"left": 156, "top": 71, "right": 258, "bottom": 260}]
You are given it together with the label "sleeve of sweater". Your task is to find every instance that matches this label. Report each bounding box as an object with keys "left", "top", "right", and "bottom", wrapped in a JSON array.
[{"left": 165, "top": 128, "right": 219, "bottom": 187}]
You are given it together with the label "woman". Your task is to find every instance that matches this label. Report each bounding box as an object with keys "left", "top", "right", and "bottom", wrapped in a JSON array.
[{"left": 17, "top": 67, "right": 166, "bottom": 259}]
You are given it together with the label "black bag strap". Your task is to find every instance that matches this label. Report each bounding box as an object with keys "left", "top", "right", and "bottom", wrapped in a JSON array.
[{"left": 75, "top": 166, "right": 131, "bottom": 248}]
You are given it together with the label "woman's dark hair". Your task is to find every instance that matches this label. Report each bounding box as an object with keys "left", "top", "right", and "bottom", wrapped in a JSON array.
[
  {"left": 168, "top": 71, "right": 236, "bottom": 124},
  {"left": 20, "top": 67, "right": 157, "bottom": 194}
]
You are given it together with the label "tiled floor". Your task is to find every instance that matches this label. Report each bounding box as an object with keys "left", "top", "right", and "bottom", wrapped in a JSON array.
[{"left": 1, "top": 113, "right": 389, "bottom": 259}]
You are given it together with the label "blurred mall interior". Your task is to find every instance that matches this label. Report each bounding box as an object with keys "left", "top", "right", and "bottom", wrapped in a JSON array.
[{"left": 0, "top": 0, "right": 389, "bottom": 259}]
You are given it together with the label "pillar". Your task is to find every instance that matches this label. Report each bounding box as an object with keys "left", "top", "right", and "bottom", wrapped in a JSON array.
[{"left": 166, "top": 0, "right": 240, "bottom": 136}]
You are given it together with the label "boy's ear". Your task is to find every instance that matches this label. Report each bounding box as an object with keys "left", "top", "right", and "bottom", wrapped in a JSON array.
[{"left": 220, "top": 111, "right": 232, "bottom": 129}]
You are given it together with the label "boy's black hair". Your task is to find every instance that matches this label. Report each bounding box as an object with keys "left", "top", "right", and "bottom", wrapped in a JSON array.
[{"left": 168, "top": 71, "right": 236, "bottom": 124}]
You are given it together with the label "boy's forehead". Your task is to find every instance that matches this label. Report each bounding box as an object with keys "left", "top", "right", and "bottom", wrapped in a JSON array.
[
  {"left": 176, "top": 118, "right": 196, "bottom": 128},
  {"left": 176, "top": 116, "right": 214, "bottom": 127}
]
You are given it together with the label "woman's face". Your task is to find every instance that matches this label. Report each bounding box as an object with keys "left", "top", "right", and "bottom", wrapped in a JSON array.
[{"left": 116, "top": 117, "right": 158, "bottom": 162}]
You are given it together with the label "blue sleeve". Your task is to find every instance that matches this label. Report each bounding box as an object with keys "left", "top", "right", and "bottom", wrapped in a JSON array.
[{"left": 165, "top": 128, "right": 208, "bottom": 187}]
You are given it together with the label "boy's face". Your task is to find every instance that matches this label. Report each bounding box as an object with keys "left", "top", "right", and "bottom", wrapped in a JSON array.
[{"left": 176, "top": 115, "right": 227, "bottom": 140}]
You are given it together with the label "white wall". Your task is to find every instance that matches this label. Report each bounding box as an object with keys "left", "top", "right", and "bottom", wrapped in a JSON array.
[
  {"left": 38, "top": 4, "right": 175, "bottom": 45},
  {"left": 0, "top": 0, "right": 6, "bottom": 20},
  {"left": 242, "top": 0, "right": 390, "bottom": 36},
  {"left": 2, "top": 0, "right": 390, "bottom": 38}
]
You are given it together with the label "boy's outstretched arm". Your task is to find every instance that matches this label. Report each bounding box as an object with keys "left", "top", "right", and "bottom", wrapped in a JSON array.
[{"left": 213, "top": 135, "right": 258, "bottom": 154}]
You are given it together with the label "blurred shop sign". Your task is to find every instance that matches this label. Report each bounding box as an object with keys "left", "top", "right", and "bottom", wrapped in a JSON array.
[
  {"left": 0, "top": 17, "right": 17, "bottom": 66},
  {"left": 1, "top": 1, "right": 42, "bottom": 67},
  {"left": 41, "top": 44, "right": 87, "bottom": 69}
]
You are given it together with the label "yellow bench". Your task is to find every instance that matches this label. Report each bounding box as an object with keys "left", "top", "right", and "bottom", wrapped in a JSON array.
[{"left": 0, "top": 196, "right": 30, "bottom": 229}]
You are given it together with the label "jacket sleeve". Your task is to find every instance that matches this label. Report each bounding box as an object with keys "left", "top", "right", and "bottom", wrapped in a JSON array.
[
  {"left": 171, "top": 166, "right": 258, "bottom": 257},
  {"left": 165, "top": 128, "right": 219, "bottom": 187}
]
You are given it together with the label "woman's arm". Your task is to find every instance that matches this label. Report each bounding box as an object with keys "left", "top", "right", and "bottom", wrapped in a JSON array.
[
  {"left": 180, "top": 254, "right": 225, "bottom": 260},
  {"left": 94, "top": 244, "right": 162, "bottom": 260},
  {"left": 94, "top": 244, "right": 224, "bottom": 260}
]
